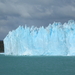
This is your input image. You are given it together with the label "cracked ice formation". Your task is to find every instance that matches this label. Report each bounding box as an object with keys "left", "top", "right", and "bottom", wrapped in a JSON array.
[{"left": 3, "top": 20, "right": 75, "bottom": 56}]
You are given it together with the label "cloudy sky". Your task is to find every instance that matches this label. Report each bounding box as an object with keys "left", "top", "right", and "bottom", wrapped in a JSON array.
[{"left": 0, "top": 0, "right": 75, "bottom": 40}]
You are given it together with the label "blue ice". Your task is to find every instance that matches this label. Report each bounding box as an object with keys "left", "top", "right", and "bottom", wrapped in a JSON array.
[{"left": 3, "top": 20, "right": 75, "bottom": 56}]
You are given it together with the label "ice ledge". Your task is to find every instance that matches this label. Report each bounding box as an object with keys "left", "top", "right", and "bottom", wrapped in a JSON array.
[{"left": 3, "top": 20, "right": 75, "bottom": 56}]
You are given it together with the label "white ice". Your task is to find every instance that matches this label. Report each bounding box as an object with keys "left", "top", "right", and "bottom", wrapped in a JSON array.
[{"left": 3, "top": 20, "right": 75, "bottom": 56}]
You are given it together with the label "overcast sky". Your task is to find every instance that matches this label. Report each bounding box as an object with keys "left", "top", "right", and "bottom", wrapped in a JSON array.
[{"left": 0, "top": 0, "right": 75, "bottom": 40}]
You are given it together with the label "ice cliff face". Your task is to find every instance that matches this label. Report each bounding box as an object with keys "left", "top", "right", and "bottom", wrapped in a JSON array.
[{"left": 3, "top": 20, "right": 75, "bottom": 56}]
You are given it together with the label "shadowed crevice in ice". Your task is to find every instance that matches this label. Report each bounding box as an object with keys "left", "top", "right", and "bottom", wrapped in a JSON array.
[{"left": 3, "top": 20, "right": 75, "bottom": 56}]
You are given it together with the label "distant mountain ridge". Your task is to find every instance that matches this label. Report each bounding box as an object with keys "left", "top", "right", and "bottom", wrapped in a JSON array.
[{"left": 0, "top": 41, "right": 4, "bottom": 52}]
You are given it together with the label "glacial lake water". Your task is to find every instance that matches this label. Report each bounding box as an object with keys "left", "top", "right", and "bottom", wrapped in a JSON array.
[{"left": 0, "top": 54, "right": 75, "bottom": 75}]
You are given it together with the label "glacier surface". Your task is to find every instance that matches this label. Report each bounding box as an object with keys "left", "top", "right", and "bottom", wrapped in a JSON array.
[{"left": 3, "top": 20, "right": 75, "bottom": 56}]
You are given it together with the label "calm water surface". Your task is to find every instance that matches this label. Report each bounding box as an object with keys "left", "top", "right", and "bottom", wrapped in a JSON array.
[{"left": 0, "top": 55, "right": 75, "bottom": 75}]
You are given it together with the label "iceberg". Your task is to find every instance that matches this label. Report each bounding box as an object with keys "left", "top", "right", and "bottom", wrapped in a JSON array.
[{"left": 3, "top": 20, "right": 75, "bottom": 56}]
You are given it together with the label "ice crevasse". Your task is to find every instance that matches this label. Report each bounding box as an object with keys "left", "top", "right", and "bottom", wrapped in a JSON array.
[{"left": 3, "top": 20, "right": 75, "bottom": 56}]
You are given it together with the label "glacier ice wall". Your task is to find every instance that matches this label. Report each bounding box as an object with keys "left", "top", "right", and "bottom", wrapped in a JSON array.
[{"left": 3, "top": 20, "right": 75, "bottom": 56}]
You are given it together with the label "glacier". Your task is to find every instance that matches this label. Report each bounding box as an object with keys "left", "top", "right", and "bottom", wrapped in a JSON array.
[{"left": 3, "top": 20, "right": 75, "bottom": 56}]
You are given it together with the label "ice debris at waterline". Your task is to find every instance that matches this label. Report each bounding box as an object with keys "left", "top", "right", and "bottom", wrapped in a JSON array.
[{"left": 3, "top": 20, "right": 75, "bottom": 56}]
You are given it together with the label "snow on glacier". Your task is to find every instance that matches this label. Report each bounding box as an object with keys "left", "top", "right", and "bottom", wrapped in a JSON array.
[{"left": 3, "top": 20, "right": 75, "bottom": 56}]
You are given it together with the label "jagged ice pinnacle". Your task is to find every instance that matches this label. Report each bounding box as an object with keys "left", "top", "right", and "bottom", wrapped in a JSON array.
[{"left": 3, "top": 20, "right": 75, "bottom": 56}]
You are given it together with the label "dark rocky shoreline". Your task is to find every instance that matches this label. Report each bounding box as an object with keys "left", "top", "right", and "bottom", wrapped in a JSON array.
[{"left": 0, "top": 41, "right": 4, "bottom": 52}]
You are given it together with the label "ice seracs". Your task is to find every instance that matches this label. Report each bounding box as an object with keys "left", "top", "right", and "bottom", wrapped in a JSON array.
[{"left": 3, "top": 20, "right": 75, "bottom": 56}]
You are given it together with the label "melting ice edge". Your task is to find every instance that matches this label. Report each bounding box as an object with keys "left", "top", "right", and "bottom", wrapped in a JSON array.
[{"left": 3, "top": 20, "right": 75, "bottom": 56}]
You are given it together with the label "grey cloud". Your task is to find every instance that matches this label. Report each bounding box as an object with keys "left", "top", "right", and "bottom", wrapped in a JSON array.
[{"left": 0, "top": 0, "right": 75, "bottom": 39}]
